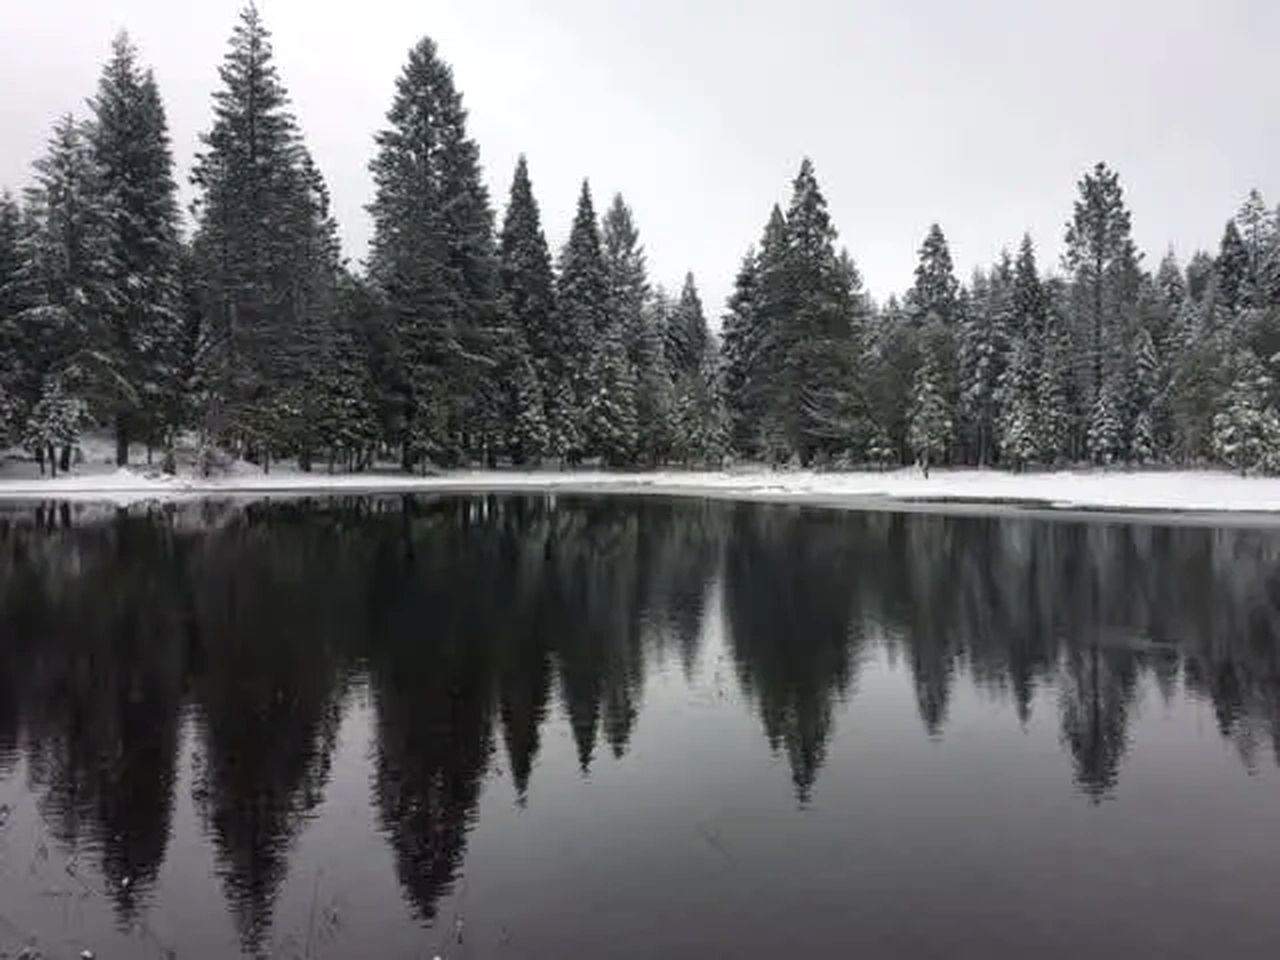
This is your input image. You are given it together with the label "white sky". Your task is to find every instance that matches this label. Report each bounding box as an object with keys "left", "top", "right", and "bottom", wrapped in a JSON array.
[{"left": 3, "top": 0, "right": 1278, "bottom": 312}]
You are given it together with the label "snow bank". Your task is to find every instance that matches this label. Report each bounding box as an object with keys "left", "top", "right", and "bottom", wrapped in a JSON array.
[{"left": 4, "top": 464, "right": 1280, "bottom": 516}]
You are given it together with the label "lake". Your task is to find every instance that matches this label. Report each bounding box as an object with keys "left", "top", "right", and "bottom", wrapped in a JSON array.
[{"left": 1, "top": 494, "right": 1279, "bottom": 958}]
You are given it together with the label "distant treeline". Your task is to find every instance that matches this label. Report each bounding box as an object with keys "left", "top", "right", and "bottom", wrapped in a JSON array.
[{"left": 1, "top": 4, "right": 1279, "bottom": 474}]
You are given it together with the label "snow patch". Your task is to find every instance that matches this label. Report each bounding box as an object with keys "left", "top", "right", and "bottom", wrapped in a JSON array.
[{"left": 3, "top": 464, "right": 1280, "bottom": 516}]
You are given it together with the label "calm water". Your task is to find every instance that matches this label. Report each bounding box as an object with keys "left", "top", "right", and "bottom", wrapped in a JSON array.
[{"left": 1, "top": 496, "right": 1279, "bottom": 958}]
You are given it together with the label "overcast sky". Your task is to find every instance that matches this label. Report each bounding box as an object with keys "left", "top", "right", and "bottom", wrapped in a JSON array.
[{"left": 3, "top": 0, "right": 1279, "bottom": 312}]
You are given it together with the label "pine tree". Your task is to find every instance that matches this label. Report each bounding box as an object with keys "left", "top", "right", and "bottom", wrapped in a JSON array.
[
  {"left": 909, "top": 352, "right": 951, "bottom": 476},
  {"left": 1036, "top": 302, "right": 1071, "bottom": 464},
  {"left": 17, "top": 114, "right": 117, "bottom": 468},
  {"left": 545, "top": 376, "right": 582, "bottom": 465},
  {"left": 768, "top": 160, "right": 864, "bottom": 462},
  {"left": 368, "top": 33, "right": 499, "bottom": 468},
  {"left": 556, "top": 180, "right": 609, "bottom": 459},
  {"left": 1011, "top": 234, "right": 1045, "bottom": 342},
  {"left": 1129, "top": 326, "right": 1161, "bottom": 463},
  {"left": 909, "top": 224, "right": 961, "bottom": 461},
  {"left": 89, "top": 32, "right": 182, "bottom": 464},
  {"left": 1064, "top": 162, "right": 1141, "bottom": 418},
  {"left": 673, "top": 339, "right": 729, "bottom": 466},
  {"left": 602, "top": 194, "right": 659, "bottom": 460},
  {"left": 601, "top": 194, "right": 649, "bottom": 371},
  {"left": 634, "top": 290, "right": 675, "bottom": 465},
  {"left": 498, "top": 157, "right": 556, "bottom": 398},
  {"left": 1236, "top": 189, "right": 1275, "bottom": 304},
  {"left": 23, "top": 375, "right": 85, "bottom": 475},
  {"left": 1169, "top": 293, "right": 1228, "bottom": 463},
  {"left": 1087, "top": 375, "right": 1125, "bottom": 465},
  {"left": 1216, "top": 220, "right": 1249, "bottom": 315},
  {"left": 192, "top": 4, "right": 339, "bottom": 467},
  {"left": 583, "top": 313, "right": 638, "bottom": 465},
  {"left": 1213, "top": 350, "right": 1276, "bottom": 474},
  {"left": 959, "top": 267, "right": 1004, "bottom": 465},
  {"left": 666, "top": 272, "right": 709, "bottom": 382},
  {"left": 0, "top": 192, "right": 21, "bottom": 443},
  {"left": 743, "top": 206, "right": 791, "bottom": 458},
  {"left": 998, "top": 329, "right": 1037, "bottom": 469},
  {"left": 721, "top": 247, "right": 763, "bottom": 455},
  {"left": 508, "top": 336, "right": 549, "bottom": 464}
]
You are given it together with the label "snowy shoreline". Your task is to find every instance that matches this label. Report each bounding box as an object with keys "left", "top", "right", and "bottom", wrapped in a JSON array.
[{"left": 5, "top": 466, "right": 1280, "bottom": 521}]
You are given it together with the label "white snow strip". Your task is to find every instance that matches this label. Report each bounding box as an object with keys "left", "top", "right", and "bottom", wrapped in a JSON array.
[{"left": 4, "top": 466, "right": 1280, "bottom": 515}]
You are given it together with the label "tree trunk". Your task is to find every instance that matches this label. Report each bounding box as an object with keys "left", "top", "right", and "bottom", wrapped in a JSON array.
[
  {"left": 36, "top": 447, "right": 45, "bottom": 476},
  {"left": 115, "top": 419, "right": 129, "bottom": 467},
  {"left": 48, "top": 445, "right": 58, "bottom": 478},
  {"left": 59, "top": 445, "right": 71, "bottom": 474}
]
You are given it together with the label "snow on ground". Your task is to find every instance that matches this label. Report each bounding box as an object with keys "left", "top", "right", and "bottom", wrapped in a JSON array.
[{"left": 4, "top": 457, "right": 1280, "bottom": 516}]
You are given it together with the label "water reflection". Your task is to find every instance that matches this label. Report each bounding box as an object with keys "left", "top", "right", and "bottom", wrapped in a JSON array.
[{"left": 0, "top": 497, "right": 1278, "bottom": 954}]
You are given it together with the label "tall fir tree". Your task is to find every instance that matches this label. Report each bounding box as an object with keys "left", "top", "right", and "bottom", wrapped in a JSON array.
[
  {"left": 1036, "top": 295, "right": 1072, "bottom": 464},
  {"left": 496, "top": 156, "right": 557, "bottom": 463},
  {"left": 1213, "top": 349, "right": 1280, "bottom": 474},
  {"left": 958, "top": 267, "right": 1003, "bottom": 465},
  {"left": 1063, "top": 162, "right": 1141, "bottom": 420},
  {"left": 192, "top": 4, "right": 338, "bottom": 467},
  {"left": 368, "top": 33, "right": 499, "bottom": 468},
  {"left": 16, "top": 114, "right": 117, "bottom": 468},
  {"left": 89, "top": 32, "right": 182, "bottom": 464},
  {"left": 556, "top": 180, "right": 610, "bottom": 460},
  {"left": 1216, "top": 220, "right": 1249, "bottom": 315},
  {"left": 1129, "top": 326, "right": 1161, "bottom": 464},
  {"left": 0, "top": 191, "right": 22, "bottom": 442},
  {"left": 721, "top": 247, "right": 763, "bottom": 455},
  {"left": 602, "top": 194, "right": 666, "bottom": 461},
  {"left": 998, "top": 333, "right": 1038, "bottom": 469},
  {"left": 770, "top": 159, "right": 864, "bottom": 462},
  {"left": 909, "top": 223, "right": 961, "bottom": 461},
  {"left": 666, "top": 272, "right": 709, "bottom": 382},
  {"left": 908, "top": 351, "right": 951, "bottom": 476}
]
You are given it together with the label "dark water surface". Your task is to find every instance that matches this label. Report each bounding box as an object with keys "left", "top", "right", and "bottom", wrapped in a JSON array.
[{"left": 1, "top": 495, "right": 1279, "bottom": 958}]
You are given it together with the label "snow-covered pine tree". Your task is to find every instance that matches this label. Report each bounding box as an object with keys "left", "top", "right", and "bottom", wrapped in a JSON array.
[
  {"left": 1036, "top": 301, "right": 1071, "bottom": 464},
  {"left": 867, "top": 295, "right": 915, "bottom": 466},
  {"left": 508, "top": 335, "right": 549, "bottom": 465},
  {"left": 193, "top": 5, "right": 342, "bottom": 468},
  {"left": 500, "top": 156, "right": 557, "bottom": 375},
  {"left": 958, "top": 267, "right": 1002, "bottom": 465},
  {"left": 1087, "top": 374, "right": 1125, "bottom": 465},
  {"left": 1215, "top": 220, "right": 1249, "bottom": 316},
  {"left": 368, "top": 32, "right": 499, "bottom": 468},
  {"left": 634, "top": 289, "right": 676, "bottom": 465},
  {"left": 556, "top": 180, "right": 609, "bottom": 459},
  {"left": 583, "top": 311, "right": 638, "bottom": 465},
  {"left": 1129, "top": 326, "right": 1161, "bottom": 464},
  {"left": 997, "top": 331, "right": 1037, "bottom": 470},
  {"left": 773, "top": 160, "right": 863, "bottom": 463},
  {"left": 498, "top": 155, "right": 555, "bottom": 442},
  {"left": 749, "top": 205, "right": 790, "bottom": 459},
  {"left": 672, "top": 338, "right": 729, "bottom": 467},
  {"left": 721, "top": 247, "right": 763, "bottom": 456},
  {"left": 1168, "top": 292, "right": 1228, "bottom": 463},
  {"left": 908, "top": 351, "right": 951, "bottom": 476},
  {"left": 1237, "top": 189, "right": 1275, "bottom": 305},
  {"left": 0, "top": 191, "right": 21, "bottom": 442},
  {"left": 666, "top": 272, "right": 709, "bottom": 383},
  {"left": 908, "top": 224, "right": 962, "bottom": 463},
  {"left": 1213, "top": 349, "right": 1273, "bottom": 474},
  {"left": 1064, "top": 162, "right": 1141, "bottom": 428},
  {"left": 602, "top": 194, "right": 657, "bottom": 461},
  {"left": 22, "top": 375, "right": 85, "bottom": 476},
  {"left": 17, "top": 114, "right": 118, "bottom": 470},
  {"left": 89, "top": 32, "right": 182, "bottom": 465},
  {"left": 545, "top": 376, "right": 582, "bottom": 466}
]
